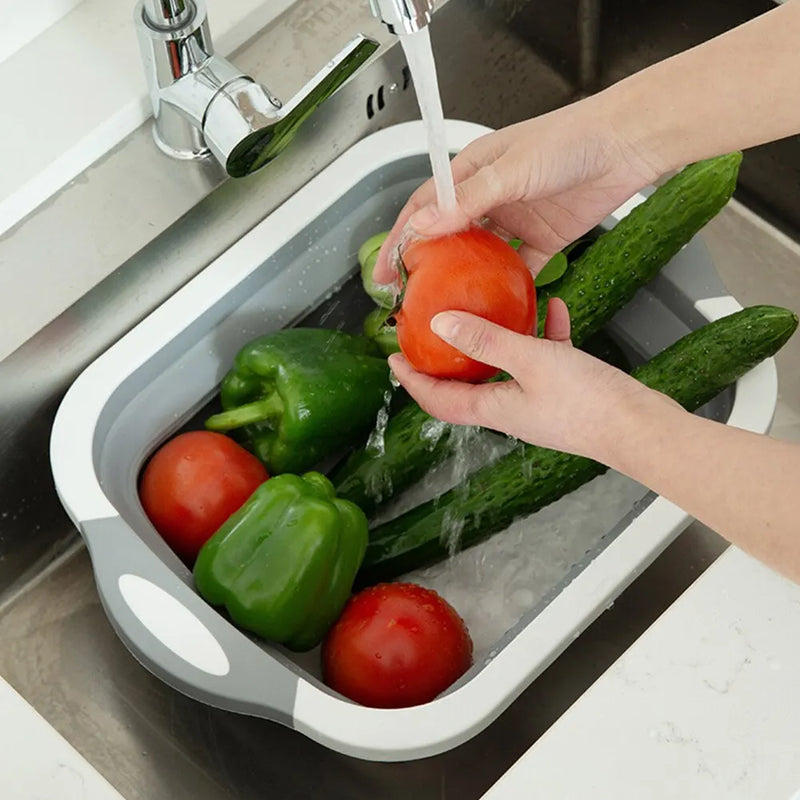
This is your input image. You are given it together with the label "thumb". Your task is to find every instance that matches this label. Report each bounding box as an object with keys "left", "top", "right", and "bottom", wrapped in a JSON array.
[
  {"left": 409, "top": 162, "right": 516, "bottom": 237},
  {"left": 430, "top": 311, "right": 531, "bottom": 375}
]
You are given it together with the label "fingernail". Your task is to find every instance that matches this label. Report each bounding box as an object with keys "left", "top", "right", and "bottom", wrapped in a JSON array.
[
  {"left": 430, "top": 312, "right": 460, "bottom": 342},
  {"left": 408, "top": 205, "right": 440, "bottom": 232}
]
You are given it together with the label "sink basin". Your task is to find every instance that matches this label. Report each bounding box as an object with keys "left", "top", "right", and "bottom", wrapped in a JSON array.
[
  {"left": 477, "top": 0, "right": 796, "bottom": 237},
  {"left": 0, "top": 0, "right": 797, "bottom": 796},
  {"left": 50, "top": 119, "right": 778, "bottom": 761}
]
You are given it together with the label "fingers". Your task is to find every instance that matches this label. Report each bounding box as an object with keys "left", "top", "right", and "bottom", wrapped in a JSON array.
[
  {"left": 517, "top": 242, "right": 558, "bottom": 276},
  {"left": 372, "top": 150, "right": 486, "bottom": 284},
  {"left": 429, "top": 311, "right": 532, "bottom": 376},
  {"left": 387, "top": 352, "right": 518, "bottom": 428},
  {"left": 372, "top": 180, "right": 437, "bottom": 284},
  {"left": 386, "top": 353, "right": 463, "bottom": 422},
  {"left": 425, "top": 304, "right": 571, "bottom": 378},
  {"left": 373, "top": 133, "right": 530, "bottom": 283},
  {"left": 408, "top": 160, "right": 522, "bottom": 239},
  {"left": 387, "top": 303, "right": 575, "bottom": 433},
  {"left": 542, "top": 298, "right": 572, "bottom": 343}
]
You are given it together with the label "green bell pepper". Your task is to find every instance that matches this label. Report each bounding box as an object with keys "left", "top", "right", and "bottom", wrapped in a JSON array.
[
  {"left": 194, "top": 471, "right": 368, "bottom": 652},
  {"left": 205, "top": 327, "right": 391, "bottom": 474}
]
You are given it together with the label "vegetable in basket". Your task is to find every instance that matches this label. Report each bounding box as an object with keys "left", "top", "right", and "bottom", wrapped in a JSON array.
[
  {"left": 394, "top": 226, "right": 537, "bottom": 382},
  {"left": 194, "top": 471, "right": 368, "bottom": 652},
  {"left": 358, "top": 232, "right": 572, "bottom": 359},
  {"left": 322, "top": 582, "right": 473, "bottom": 708},
  {"left": 139, "top": 430, "right": 268, "bottom": 564},
  {"left": 205, "top": 327, "right": 392, "bottom": 475}
]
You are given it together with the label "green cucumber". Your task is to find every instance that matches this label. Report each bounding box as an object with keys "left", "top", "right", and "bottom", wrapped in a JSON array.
[
  {"left": 357, "top": 305, "right": 798, "bottom": 584},
  {"left": 331, "top": 153, "right": 743, "bottom": 515},
  {"left": 538, "top": 152, "right": 742, "bottom": 343}
]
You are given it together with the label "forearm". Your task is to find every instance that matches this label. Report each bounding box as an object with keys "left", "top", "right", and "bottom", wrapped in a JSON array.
[
  {"left": 603, "top": 0, "right": 800, "bottom": 173},
  {"left": 600, "top": 393, "right": 800, "bottom": 582}
]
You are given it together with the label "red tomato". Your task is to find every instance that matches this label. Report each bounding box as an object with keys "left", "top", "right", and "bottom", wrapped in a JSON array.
[
  {"left": 321, "top": 582, "right": 473, "bottom": 708},
  {"left": 395, "top": 226, "right": 536, "bottom": 381},
  {"left": 139, "top": 430, "right": 268, "bottom": 563}
]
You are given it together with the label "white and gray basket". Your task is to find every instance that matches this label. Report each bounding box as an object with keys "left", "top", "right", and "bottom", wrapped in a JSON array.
[{"left": 50, "top": 121, "right": 777, "bottom": 762}]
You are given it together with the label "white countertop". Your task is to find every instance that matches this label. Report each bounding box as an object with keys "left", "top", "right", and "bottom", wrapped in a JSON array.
[
  {"left": 1, "top": 677, "right": 124, "bottom": 800},
  {"left": 483, "top": 544, "right": 800, "bottom": 799}
]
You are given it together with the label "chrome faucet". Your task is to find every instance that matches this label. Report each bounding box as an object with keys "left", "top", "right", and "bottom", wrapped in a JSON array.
[
  {"left": 369, "top": 0, "right": 435, "bottom": 34},
  {"left": 134, "top": 0, "right": 379, "bottom": 177}
]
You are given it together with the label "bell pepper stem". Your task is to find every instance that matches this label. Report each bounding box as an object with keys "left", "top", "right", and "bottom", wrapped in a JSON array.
[{"left": 205, "top": 393, "right": 284, "bottom": 432}]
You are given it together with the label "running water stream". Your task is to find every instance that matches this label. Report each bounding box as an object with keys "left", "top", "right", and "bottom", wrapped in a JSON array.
[
  {"left": 360, "top": 28, "right": 456, "bottom": 460},
  {"left": 398, "top": 27, "right": 457, "bottom": 213}
]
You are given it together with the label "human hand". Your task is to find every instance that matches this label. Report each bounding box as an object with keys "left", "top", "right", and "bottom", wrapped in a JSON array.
[
  {"left": 374, "top": 99, "right": 665, "bottom": 287},
  {"left": 387, "top": 298, "right": 676, "bottom": 461}
]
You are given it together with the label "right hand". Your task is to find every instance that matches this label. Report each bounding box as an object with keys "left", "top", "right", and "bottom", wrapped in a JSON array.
[
  {"left": 373, "top": 97, "right": 666, "bottom": 285},
  {"left": 387, "top": 298, "right": 680, "bottom": 461}
]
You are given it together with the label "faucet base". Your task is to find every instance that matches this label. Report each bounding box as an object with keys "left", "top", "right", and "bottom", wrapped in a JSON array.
[{"left": 151, "top": 124, "right": 211, "bottom": 162}]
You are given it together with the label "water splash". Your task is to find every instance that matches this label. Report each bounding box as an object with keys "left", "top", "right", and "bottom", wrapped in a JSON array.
[
  {"left": 366, "top": 390, "right": 394, "bottom": 456},
  {"left": 318, "top": 299, "right": 340, "bottom": 326},
  {"left": 362, "top": 389, "right": 398, "bottom": 505},
  {"left": 447, "top": 425, "right": 483, "bottom": 485},
  {"left": 441, "top": 506, "right": 466, "bottom": 558},
  {"left": 403, "top": 471, "right": 650, "bottom": 661},
  {"left": 420, "top": 417, "right": 449, "bottom": 450},
  {"left": 435, "top": 427, "right": 488, "bottom": 557}
]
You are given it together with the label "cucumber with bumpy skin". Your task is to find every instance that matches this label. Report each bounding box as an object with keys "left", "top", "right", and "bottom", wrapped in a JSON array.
[
  {"left": 357, "top": 304, "right": 798, "bottom": 584},
  {"left": 332, "top": 153, "right": 743, "bottom": 515},
  {"left": 537, "top": 152, "right": 742, "bottom": 343}
]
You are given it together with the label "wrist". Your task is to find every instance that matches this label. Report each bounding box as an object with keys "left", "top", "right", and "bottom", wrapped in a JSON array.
[
  {"left": 598, "top": 73, "right": 687, "bottom": 182},
  {"left": 583, "top": 382, "right": 689, "bottom": 475}
]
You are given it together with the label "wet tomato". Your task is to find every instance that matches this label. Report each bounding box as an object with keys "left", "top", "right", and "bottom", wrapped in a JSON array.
[
  {"left": 395, "top": 226, "right": 536, "bottom": 381},
  {"left": 139, "top": 430, "right": 268, "bottom": 564},
  {"left": 321, "top": 582, "right": 473, "bottom": 708}
]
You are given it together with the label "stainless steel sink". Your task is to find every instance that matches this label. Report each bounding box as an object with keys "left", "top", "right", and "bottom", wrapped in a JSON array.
[
  {"left": 0, "top": 0, "right": 796, "bottom": 797},
  {"left": 503, "top": 0, "right": 797, "bottom": 236}
]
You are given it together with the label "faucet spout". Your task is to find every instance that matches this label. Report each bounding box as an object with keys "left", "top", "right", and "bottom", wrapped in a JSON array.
[
  {"left": 369, "top": 0, "right": 435, "bottom": 34},
  {"left": 135, "top": 0, "right": 378, "bottom": 177}
]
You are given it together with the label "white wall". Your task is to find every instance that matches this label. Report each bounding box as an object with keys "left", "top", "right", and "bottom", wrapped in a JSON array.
[{"left": 0, "top": 0, "right": 85, "bottom": 63}]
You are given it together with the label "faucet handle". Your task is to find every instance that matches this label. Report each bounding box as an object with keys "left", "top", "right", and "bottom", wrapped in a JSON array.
[
  {"left": 136, "top": 0, "right": 378, "bottom": 178},
  {"left": 220, "top": 34, "right": 379, "bottom": 177}
]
